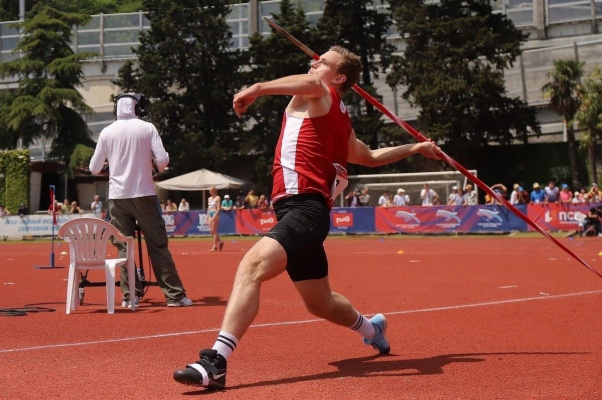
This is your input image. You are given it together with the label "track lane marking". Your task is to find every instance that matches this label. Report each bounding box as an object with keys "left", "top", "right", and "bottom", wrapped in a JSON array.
[{"left": 2, "top": 289, "right": 602, "bottom": 354}]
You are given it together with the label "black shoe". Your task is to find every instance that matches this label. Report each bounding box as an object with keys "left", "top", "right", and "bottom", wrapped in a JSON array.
[{"left": 173, "top": 349, "right": 227, "bottom": 390}]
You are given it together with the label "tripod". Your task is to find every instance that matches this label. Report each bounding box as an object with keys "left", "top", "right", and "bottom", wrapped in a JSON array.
[{"left": 78, "top": 225, "right": 158, "bottom": 305}]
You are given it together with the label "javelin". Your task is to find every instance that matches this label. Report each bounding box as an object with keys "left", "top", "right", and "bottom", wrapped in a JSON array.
[{"left": 263, "top": 17, "right": 601, "bottom": 279}]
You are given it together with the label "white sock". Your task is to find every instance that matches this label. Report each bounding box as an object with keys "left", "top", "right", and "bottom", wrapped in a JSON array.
[
  {"left": 212, "top": 330, "right": 238, "bottom": 360},
  {"left": 350, "top": 311, "right": 375, "bottom": 339}
]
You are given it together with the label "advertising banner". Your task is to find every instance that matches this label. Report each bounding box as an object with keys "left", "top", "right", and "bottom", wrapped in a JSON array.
[
  {"left": 235, "top": 209, "right": 277, "bottom": 235},
  {"left": 526, "top": 203, "right": 592, "bottom": 231},
  {"left": 161, "top": 210, "right": 236, "bottom": 236},
  {"left": 0, "top": 213, "right": 97, "bottom": 240},
  {"left": 329, "top": 207, "right": 375, "bottom": 233}
]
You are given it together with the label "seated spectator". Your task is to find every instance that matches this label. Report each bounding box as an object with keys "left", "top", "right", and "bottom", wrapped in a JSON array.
[
  {"left": 221, "top": 195, "right": 233, "bottom": 211},
  {"left": 233, "top": 195, "right": 246, "bottom": 210},
  {"left": 160, "top": 199, "right": 167, "bottom": 212},
  {"left": 90, "top": 195, "right": 103, "bottom": 215},
  {"left": 572, "top": 190, "right": 585, "bottom": 204},
  {"left": 358, "top": 188, "right": 370, "bottom": 207},
  {"left": 544, "top": 181, "right": 560, "bottom": 203},
  {"left": 490, "top": 183, "right": 507, "bottom": 204},
  {"left": 69, "top": 201, "right": 84, "bottom": 214},
  {"left": 463, "top": 184, "right": 477, "bottom": 205},
  {"left": 257, "top": 195, "right": 269, "bottom": 210},
  {"left": 587, "top": 183, "right": 601, "bottom": 203},
  {"left": 583, "top": 206, "right": 602, "bottom": 236},
  {"left": 384, "top": 195, "right": 394, "bottom": 207},
  {"left": 559, "top": 183, "right": 572, "bottom": 203},
  {"left": 0, "top": 204, "right": 10, "bottom": 217},
  {"left": 245, "top": 189, "right": 259, "bottom": 209},
  {"left": 165, "top": 199, "right": 178, "bottom": 212},
  {"left": 178, "top": 197, "right": 190, "bottom": 212},
  {"left": 17, "top": 203, "right": 29, "bottom": 216},
  {"left": 530, "top": 182, "right": 546, "bottom": 204}
]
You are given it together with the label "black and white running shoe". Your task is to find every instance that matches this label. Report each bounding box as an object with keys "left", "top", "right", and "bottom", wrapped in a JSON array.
[{"left": 173, "top": 349, "right": 227, "bottom": 390}]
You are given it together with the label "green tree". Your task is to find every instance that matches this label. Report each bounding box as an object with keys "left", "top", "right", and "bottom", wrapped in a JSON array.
[
  {"left": 243, "top": 0, "right": 318, "bottom": 187},
  {"left": 0, "top": 0, "right": 143, "bottom": 20},
  {"left": 316, "top": 0, "right": 396, "bottom": 174},
  {"left": 387, "top": 0, "right": 540, "bottom": 164},
  {"left": 114, "top": 0, "right": 247, "bottom": 175},
  {"left": 542, "top": 59, "right": 585, "bottom": 187},
  {"left": 0, "top": 2, "right": 94, "bottom": 161},
  {"left": 575, "top": 67, "right": 602, "bottom": 185}
]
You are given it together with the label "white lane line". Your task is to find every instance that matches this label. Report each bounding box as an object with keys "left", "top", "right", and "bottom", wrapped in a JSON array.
[
  {"left": 2, "top": 289, "right": 601, "bottom": 354},
  {"left": 499, "top": 285, "right": 517, "bottom": 289}
]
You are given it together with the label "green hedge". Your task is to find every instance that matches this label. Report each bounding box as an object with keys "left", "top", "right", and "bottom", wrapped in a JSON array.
[{"left": 0, "top": 150, "right": 30, "bottom": 213}]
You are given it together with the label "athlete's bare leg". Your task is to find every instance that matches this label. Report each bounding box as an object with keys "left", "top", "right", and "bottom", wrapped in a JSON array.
[{"left": 220, "top": 236, "right": 287, "bottom": 339}]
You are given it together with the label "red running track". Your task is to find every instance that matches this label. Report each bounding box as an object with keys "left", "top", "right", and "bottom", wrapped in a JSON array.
[{"left": 1, "top": 235, "right": 602, "bottom": 399}]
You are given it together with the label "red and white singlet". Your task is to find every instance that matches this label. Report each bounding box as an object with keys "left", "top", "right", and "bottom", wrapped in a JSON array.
[{"left": 271, "top": 87, "right": 352, "bottom": 207}]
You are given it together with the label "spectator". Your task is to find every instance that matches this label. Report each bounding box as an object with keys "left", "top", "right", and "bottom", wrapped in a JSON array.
[
  {"left": 420, "top": 183, "right": 439, "bottom": 206},
  {"left": 509, "top": 184, "right": 521, "bottom": 205},
  {"left": 221, "top": 195, "right": 233, "bottom": 211},
  {"left": 245, "top": 189, "right": 259, "bottom": 209},
  {"left": 345, "top": 189, "right": 359, "bottom": 207},
  {"left": 490, "top": 183, "right": 507, "bottom": 204},
  {"left": 587, "top": 183, "right": 601, "bottom": 203},
  {"left": 233, "top": 195, "right": 246, "bottom": 210},
  {"left": 530, "top": 182, "right": 546, "bottom": 204},
  {"left": 559, "top": 183, "right": 573, "bottom": 203},
  {"left": 48, "top": 199, "right": 61, "bottom": 215},
  {"left": 518, "top": 187, "right": 529, "bottom": 204},
  {"left": 583, "top": 206, "right": 602, "bottom": 236},
  {"left": 377, "top": 191, "right": 389, "bottom": 207},
  {"left": 572, "top": 190, "right": 585, "bottom": 204},
  {"left": 0, "top": 204, "right": 10, "bottom": 217},
  {"left": 61, "top": 199, "right": 70, "bottom": 214},
  {"left": 544, "top": 181, "right": 559, "bottom": 203},
  {"left": 358, "top": 187, "right": 370, "bottom": 207},
  {"left": 447, "top": 186, "right": 462, "bottom": 205},
  {"left": 393, "top": 188, "right": 410, "bottom": 206},
  {"left": 90, "top": 195, "right": 103, "bottom": 215},
  {"left": 463, "top": 184, "right": 478, "bottom": 205},
  {"left": 17, "top": 203, "right": 28, "bottom": 216},
  {"left": 69, "top": 201, "right": 84, "bottom": 214},
  {"left": 160, "top": 199, "right": 167, "bottom": 212},
  {"left": 257, "top": 194, "right": 269, "bottom": 210},
  {"left": 179, "top": 197, "right": 190, "bottom": 212}
]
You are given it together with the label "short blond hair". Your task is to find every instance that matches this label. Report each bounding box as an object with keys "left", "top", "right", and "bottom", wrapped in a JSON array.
[{"left": 329, "top": 45, "right": 362, "bottom": 92}]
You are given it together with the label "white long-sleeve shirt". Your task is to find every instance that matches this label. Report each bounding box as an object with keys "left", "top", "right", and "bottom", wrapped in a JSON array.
[{"left": 89, "top": 116, "right": 169, "bottom": 200}]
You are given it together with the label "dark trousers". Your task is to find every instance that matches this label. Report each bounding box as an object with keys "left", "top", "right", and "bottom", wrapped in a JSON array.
[{"left": 109, "top": 196, "right": 186, "bottom": 302}]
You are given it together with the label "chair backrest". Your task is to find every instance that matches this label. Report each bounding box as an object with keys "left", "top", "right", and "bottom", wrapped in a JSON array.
[{"left": 58, "top": 218, "right": 128, "bottom": 266}]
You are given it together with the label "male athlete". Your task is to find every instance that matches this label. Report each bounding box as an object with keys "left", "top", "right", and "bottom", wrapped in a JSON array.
[{"left": 173, "top": 45, "right": 441, "bottom": 389}]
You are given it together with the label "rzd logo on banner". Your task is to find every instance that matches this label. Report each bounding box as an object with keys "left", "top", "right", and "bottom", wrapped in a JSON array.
[{"left": 333, "top": 212, "right": 353, "bottom": 228}]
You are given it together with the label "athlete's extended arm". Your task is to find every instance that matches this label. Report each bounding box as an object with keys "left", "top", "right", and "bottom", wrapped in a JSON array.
[
  {"left": 347, "top": 129, "right": 441, "bottom": 167},
  {"left": 233, "top": 75, "right": 326, "bottom": 118}
]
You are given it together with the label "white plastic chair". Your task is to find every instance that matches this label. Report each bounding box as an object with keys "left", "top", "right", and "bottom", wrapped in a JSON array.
[{"left": 58, "top": 218, "right": 136, "bottom": 314}]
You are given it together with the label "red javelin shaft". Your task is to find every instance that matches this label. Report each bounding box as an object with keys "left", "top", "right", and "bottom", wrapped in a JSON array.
[{"left": 264, "top": 17, "right": 601, "bottom": 278}]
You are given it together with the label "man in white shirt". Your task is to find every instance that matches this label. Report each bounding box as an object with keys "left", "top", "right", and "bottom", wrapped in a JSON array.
[
  {"left": 420, "top": 183, "right": 439, "bottom": 206},
  {"left": 393, "top": 188, "right": 409, "bottom": 206},
  {"left": 89, "top": 94, "right": 191, "bottom": 308}
]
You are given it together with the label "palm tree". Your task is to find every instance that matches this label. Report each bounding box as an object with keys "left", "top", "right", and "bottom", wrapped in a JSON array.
[
  {"left": 575, "top": 68, "right": 602, "bottom": 185},
  {"left": 542, "top": 59, "right": 585, "bottom": 187}
]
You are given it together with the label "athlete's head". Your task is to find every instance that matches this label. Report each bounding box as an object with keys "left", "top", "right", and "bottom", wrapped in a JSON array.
[{"left": 329, "top": 45, "right": 362, "bottom": 92}]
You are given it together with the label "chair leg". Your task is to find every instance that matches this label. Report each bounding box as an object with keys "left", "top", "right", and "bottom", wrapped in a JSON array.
[
  {"left": 65, "top": 265, "right": 78, "bottom": 314},
  {"left": 105, "top": 263, "right": 116, "bottom": 314},
  {"left": 127, "top": 260, "right": 136, "bottom": 312}
]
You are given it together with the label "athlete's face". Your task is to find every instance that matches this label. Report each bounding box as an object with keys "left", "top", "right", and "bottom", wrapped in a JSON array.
[{"left": 309, "top": 50, "right": 345, "bottom": 86}]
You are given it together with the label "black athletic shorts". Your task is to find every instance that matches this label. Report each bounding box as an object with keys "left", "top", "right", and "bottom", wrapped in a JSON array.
[{"left": 267, "top": 194, "right": 331, "bottom": 282}]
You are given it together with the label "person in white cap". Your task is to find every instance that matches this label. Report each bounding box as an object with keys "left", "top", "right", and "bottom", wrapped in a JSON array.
[
  {"left": 221, "top": 194, "right": 233, "bottom": 211},
  {"left": 447, "top": 186, "right": 462, "bottom": 205},
  {"left": 393, "top": 188, "right": 410, "bottom": 206}
]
